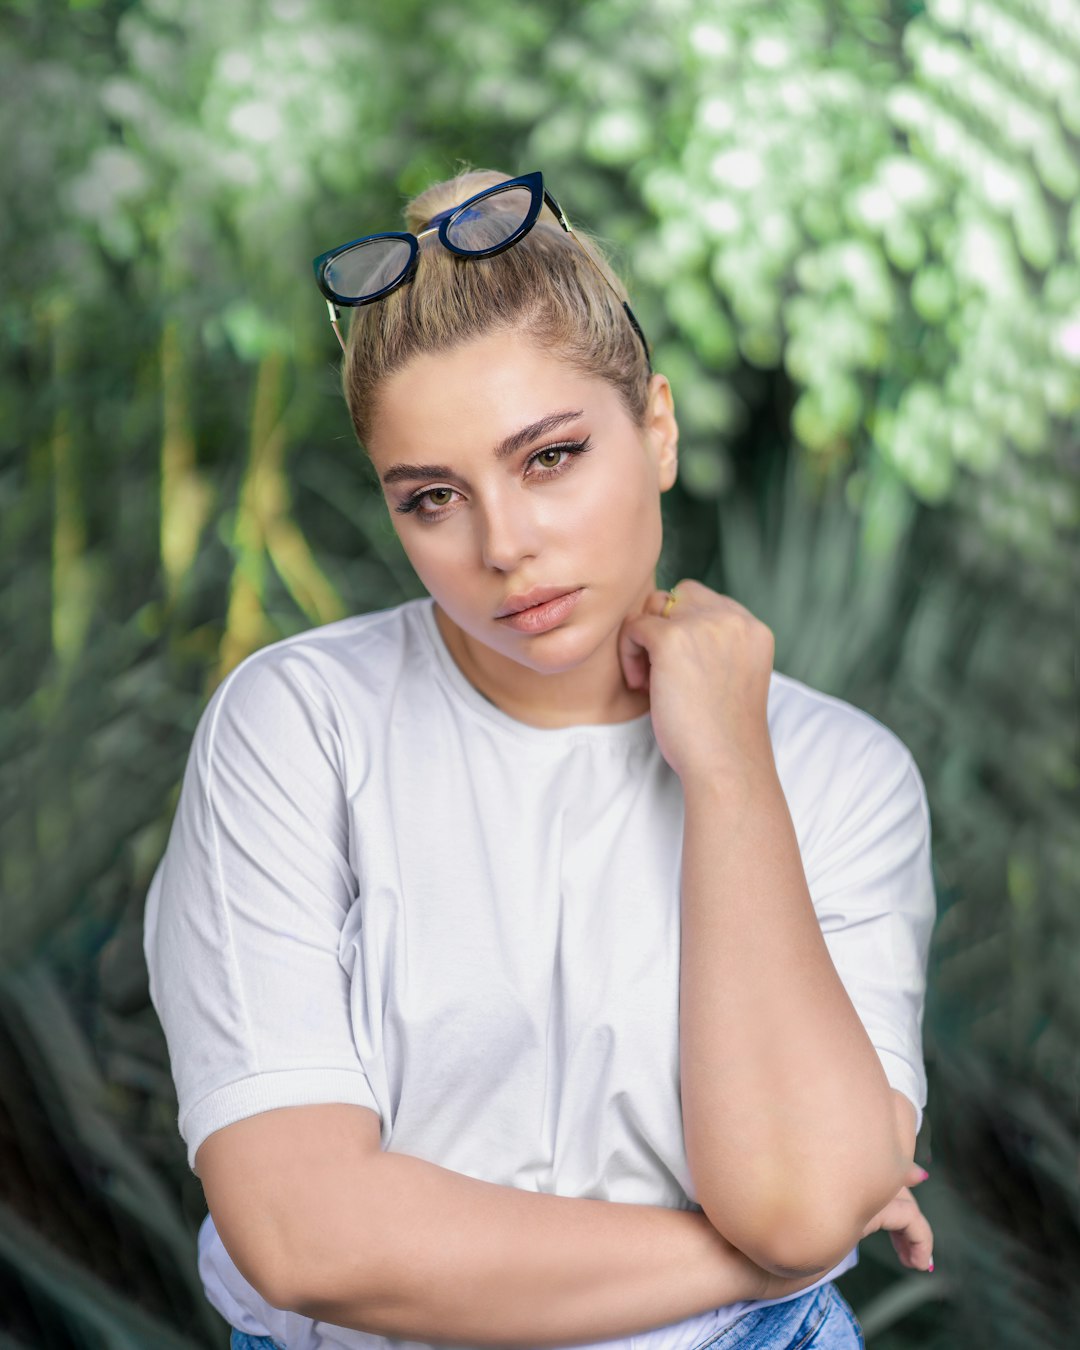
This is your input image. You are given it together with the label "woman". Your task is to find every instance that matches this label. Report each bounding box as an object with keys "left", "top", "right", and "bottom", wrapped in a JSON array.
[{"left": 143, "top": 168, "right": 936, "bottom": 1350}]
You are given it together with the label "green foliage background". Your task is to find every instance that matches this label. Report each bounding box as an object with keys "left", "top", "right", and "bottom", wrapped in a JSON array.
[{"left": 2, "top": 0, "right": 1078, "bottom": 1345}]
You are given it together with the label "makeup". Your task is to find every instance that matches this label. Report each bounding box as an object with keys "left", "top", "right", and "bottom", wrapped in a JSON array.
[{"left": 496, "top": 588, "right": 583, "bottom": 634}]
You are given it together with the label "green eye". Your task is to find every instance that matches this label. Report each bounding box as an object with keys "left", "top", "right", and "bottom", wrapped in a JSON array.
[
  {"left": 427, "top": 488, "right": 453, "bottom": 505},
  {"left": 536, "top": 448, "right": 563, "bottom": 468}
]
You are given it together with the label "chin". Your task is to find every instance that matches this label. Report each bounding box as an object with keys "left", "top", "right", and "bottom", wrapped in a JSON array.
[{"left": 508, "top": 622, "right": 612, "bottom": 672}]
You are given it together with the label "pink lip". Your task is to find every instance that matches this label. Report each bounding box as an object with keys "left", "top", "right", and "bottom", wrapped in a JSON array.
[
  {"left": 495, "top": 585, "right": 581, "bottom": 618},
  {"left": 495, "top": 588, "right": 583, "bottom": 634}
]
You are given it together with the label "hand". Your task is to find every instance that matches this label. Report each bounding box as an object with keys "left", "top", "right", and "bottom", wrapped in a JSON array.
[
  {"left": 859, "top": 1160, "right": 935, "bottom": 1272},
  {"left": 617, "top": 580, "right": 776, "bottom": 785}
]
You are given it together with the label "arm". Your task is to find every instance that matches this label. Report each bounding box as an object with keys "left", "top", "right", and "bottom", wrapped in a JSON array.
[
  {"left": 304, "top": 1146, "right": 928, "bottom": 1346},
  {"left": 297, "top": 1149, "right": 795, "bottom": 1348},
  {"left": 294, "top": 1131, "right": 930, "bottom": 1347},
  {"left": 199, "top": 1104, "right": 803, "bottom": 1350},
  {"left": 678, "top": 763, "right": 917, "bottom": 1277},
  {"left": 618, "top": 583, "right": 934, "bottom": 1279}
]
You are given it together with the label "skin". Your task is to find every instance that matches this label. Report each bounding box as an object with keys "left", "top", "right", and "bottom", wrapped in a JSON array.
[
  {"left": 363, "top": 324, "right": 935, "bottom": 1272},
  {"left": 364, "top": 327, "right": 678, "bottom": 729}
]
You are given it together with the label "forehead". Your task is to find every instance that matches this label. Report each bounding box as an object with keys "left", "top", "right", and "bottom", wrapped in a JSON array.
[{"left": 367, "top": 331, "right": 618, "bottom": 460}]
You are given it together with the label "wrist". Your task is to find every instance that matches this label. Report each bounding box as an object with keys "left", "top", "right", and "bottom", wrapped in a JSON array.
[
  {"left": 689, "top": 1212, "right": 773, "bottom": 1304},
  {"left": 678, "top": 753, "right": 777, "bottom": 807}
]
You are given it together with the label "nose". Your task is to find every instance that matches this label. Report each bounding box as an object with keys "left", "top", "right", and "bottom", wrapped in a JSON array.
[{"left": 477, "top": 491, "right": 541, "bottom": 572}]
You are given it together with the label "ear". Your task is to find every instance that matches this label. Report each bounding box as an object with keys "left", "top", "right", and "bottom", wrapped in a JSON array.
[{"left": 643, "top": 373, "right": 679, "bottom": 492}]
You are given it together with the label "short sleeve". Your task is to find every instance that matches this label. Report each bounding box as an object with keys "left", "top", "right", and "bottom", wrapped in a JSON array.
[
  {"left": 803, "top": 731, "right": 935, "bottom": 1138},
  {"left": 142, "top": 647, "right": 380, "bottom": 1175}
]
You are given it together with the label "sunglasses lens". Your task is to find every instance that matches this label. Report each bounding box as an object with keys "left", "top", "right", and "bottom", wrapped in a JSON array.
[
  {"left": 444, "top": 186, "right": 535, "bottom": 254},
  {"left": 324, "top": 237, "right": 413, "bottom": 301}
]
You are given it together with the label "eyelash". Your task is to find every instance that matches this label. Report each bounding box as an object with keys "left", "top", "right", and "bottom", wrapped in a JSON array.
[{"left": 394, "top": 437, "right": 594, "bottom": 522}]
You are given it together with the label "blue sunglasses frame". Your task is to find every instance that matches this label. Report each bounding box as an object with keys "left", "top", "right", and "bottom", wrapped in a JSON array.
[{"left": 312, "top": 170, "right": 651, "bottom": 369}]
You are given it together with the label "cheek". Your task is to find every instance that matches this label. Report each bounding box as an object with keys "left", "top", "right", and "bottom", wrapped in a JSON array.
[
  {"left": 406, "top": 540, "right": 467, "bottom": 592},
  {"left": 388, "top": 523, "right": 461, "bottom": 590},
  {"left": 572, "top": 457, "right": 658, "bottom": 540}
]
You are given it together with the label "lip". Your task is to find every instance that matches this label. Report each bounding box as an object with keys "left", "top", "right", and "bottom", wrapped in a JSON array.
[
  {"left": 495, "top": 585, "right": 581, "bottom": 618},
  {"left": 495, "top": 587, "right": 583, "bottom": 634}
]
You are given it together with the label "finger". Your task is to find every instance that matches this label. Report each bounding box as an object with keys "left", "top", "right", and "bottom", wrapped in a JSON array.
[
  {"left": 905, "top": 1161, "right": 930, "bottom": 1187},
  {"left": 645, "top": 587, "right": 680, "bottom": 619},
  {"left": 645, "top": 580, "right": 716, "bottom": 618},
  {"left": 665, "top": 577, "right": 709, "bottom": 602},
  {"left": 859, "top": 1190, "right": 910, "bottom": 1239},
  {"left": 890, "top": 1213, "right": 935, "bottom": 1272},
  {"left": 619, "top": 591, "right": 678, "bottom": 687},
  {"left": 620, "top": 639, "right": 650, "bottom": 692},
  {"left": 618, "top": 610, "right": 661, "bottom": 691},
  {"left": 874, "top": 1190, "right": 934, "bottom": 1272}
]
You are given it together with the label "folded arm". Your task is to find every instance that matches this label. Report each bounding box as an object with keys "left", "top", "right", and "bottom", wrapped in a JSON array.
[
  {"left": 678, "top": 744, "right": 932, "bottom": 1278},
  {"left": 197, "top": 1103, "right": 829, "bottom": 1349}
]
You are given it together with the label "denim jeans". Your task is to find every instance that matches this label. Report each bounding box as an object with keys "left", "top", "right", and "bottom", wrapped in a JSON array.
[
  {"left": 689, "top": 1282, "right": 864, "bottom": 1350},
  {"left": 228, "top": 1280, "right": 864, "bottom": 1350}
]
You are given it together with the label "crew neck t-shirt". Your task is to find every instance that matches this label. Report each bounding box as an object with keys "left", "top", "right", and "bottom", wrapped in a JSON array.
[{"left": 143, "top": 595, "right": 935, "bottom": 1350}]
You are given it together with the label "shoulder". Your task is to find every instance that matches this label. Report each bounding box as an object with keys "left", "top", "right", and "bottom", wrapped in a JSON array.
[
  {"left": 768, "top": 668, "right": 915, "bottom": 776},
  {"left": 208, "top": 600, "right": 426, "bottom": 717},
  {"left": 767, "top": 669, "right": 927, "bottom": 854},
  {"left": 194, "top": 599, "right": 432, "bottom": 775}
]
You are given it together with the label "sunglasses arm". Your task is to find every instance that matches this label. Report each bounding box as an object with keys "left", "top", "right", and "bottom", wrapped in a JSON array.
[
  {"left": 563, "top": 221, "right": 653, "bottom": 373},
  {"left": 326, "top": 299, "right": 346, "bottom": 352}
]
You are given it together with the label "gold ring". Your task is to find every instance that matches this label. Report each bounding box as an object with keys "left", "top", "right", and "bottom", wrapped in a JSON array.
[{"left": 661, "top": 590, "right": 678, "bottom": 619}]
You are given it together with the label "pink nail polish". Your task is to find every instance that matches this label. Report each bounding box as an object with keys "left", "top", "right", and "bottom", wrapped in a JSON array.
[
  {"left": 927, "top": 1258, "right": 934, "bottom": 1273},
  {"left": 918, "top": 1167, "right": 930, "bottom": 1180}
]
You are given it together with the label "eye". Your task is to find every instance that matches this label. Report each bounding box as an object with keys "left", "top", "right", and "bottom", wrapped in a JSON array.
[
  {"left": 395, "top": 436, "right": 593, "bottom": 522},
  {"left": 525, "top": 436, "right": 593, "bottom": 477},
  {"left": 394, "top": 484, "right": 462, "bottom": 517}
]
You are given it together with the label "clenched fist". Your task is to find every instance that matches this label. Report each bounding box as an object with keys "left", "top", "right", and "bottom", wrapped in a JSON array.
[{"left": 618, "top": 579, "right": 776, "bottom": 787}]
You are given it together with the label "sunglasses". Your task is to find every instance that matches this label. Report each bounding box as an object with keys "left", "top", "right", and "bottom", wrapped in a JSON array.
[{"left": 312, "top": 170, "right": 651, "bottom": 370}]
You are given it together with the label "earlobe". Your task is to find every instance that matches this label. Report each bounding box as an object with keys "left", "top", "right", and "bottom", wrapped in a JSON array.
[{"left": 660, "top": 448, "right": 679, "bottom": 492}]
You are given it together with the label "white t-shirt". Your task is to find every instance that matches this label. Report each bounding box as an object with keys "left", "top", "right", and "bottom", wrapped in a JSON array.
[{"left": 143, "top": 596, "right": 934, "bottom": 1350}]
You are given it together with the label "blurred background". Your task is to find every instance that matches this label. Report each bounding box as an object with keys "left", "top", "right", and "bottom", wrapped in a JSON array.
[{"left": 2, "top": 0, "right": 1079, "bottom": 1345}]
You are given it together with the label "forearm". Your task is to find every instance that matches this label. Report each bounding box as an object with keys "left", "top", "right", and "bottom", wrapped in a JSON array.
[
  {"left": 293, "top": 1148, "right": 778, "bottom": 1348},
  {"left": 678, "top": 763, "right": 911, "bottom": 1273}
]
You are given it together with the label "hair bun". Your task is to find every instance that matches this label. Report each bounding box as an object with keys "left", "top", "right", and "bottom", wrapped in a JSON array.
[{"left": 403, "top": 168, "right": 514, "bottom": 235}]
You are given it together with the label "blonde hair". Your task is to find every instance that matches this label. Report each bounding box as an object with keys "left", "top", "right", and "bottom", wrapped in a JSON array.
[{"left": 340, "top": 167, "right": 651, "bottom": 449}]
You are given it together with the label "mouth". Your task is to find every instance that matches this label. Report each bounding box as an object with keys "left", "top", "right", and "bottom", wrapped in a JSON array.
[
  {"left": 494, "top": 588, "right": 584, "bottom": 634},
  {"left": 494, "top": 585, "right": 581, "bottom": 619}
]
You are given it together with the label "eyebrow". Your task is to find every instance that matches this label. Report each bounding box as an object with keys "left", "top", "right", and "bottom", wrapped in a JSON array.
[{"left": 380, "top": 409, "right": 586, "bottom": 487}]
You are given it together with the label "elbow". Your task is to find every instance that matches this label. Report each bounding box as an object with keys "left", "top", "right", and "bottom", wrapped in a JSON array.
[
  {"left": 749, "top": 1224, "right": 859, "bottom": 1282},
  {"left": 698, "top": 1192, "right": 861, "bottom": 1282},
  {"left": 286, "top": 1265, "right": 372, "bottom": 1324},
  {"left": 733, "top": 1222, "right": 857, "bottom": 1284},
  {"left": 288, "top": 1246, "right": 400, "bottom": 1327},
  {"left": 261, "top": 1270, "right": 309, "bottom": 1319},
  {"left": 255, "top": 1246, "right": 334, "bottom": 1319},
  {"left": 700, "top": 1096, "right": 919, "bottom": 1279},
  {"left": 257, "top": 1241, "right": 377, "bottom": 1322}
]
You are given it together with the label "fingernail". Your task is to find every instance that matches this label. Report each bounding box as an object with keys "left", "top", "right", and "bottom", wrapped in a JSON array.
[
  {"left": 927, "top": 1257, "right": 934, "bottom": 1273},
  {"left": 918, "top": 1167, "right": 930, "bottom": 1180}
]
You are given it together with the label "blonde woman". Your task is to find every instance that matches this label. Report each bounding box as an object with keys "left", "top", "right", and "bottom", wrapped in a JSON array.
[{"left": 144, "top": 168, "right": 936, "bottom": 1350}]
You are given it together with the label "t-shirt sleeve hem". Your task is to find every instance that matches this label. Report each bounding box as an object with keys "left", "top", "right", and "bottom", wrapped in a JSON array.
[
  {"left": 183, "top": 1067, "right": 381, "bottom": 1175},
  {"left": 876, "top": 1046, "right": 926, "bottom": 1140}
]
